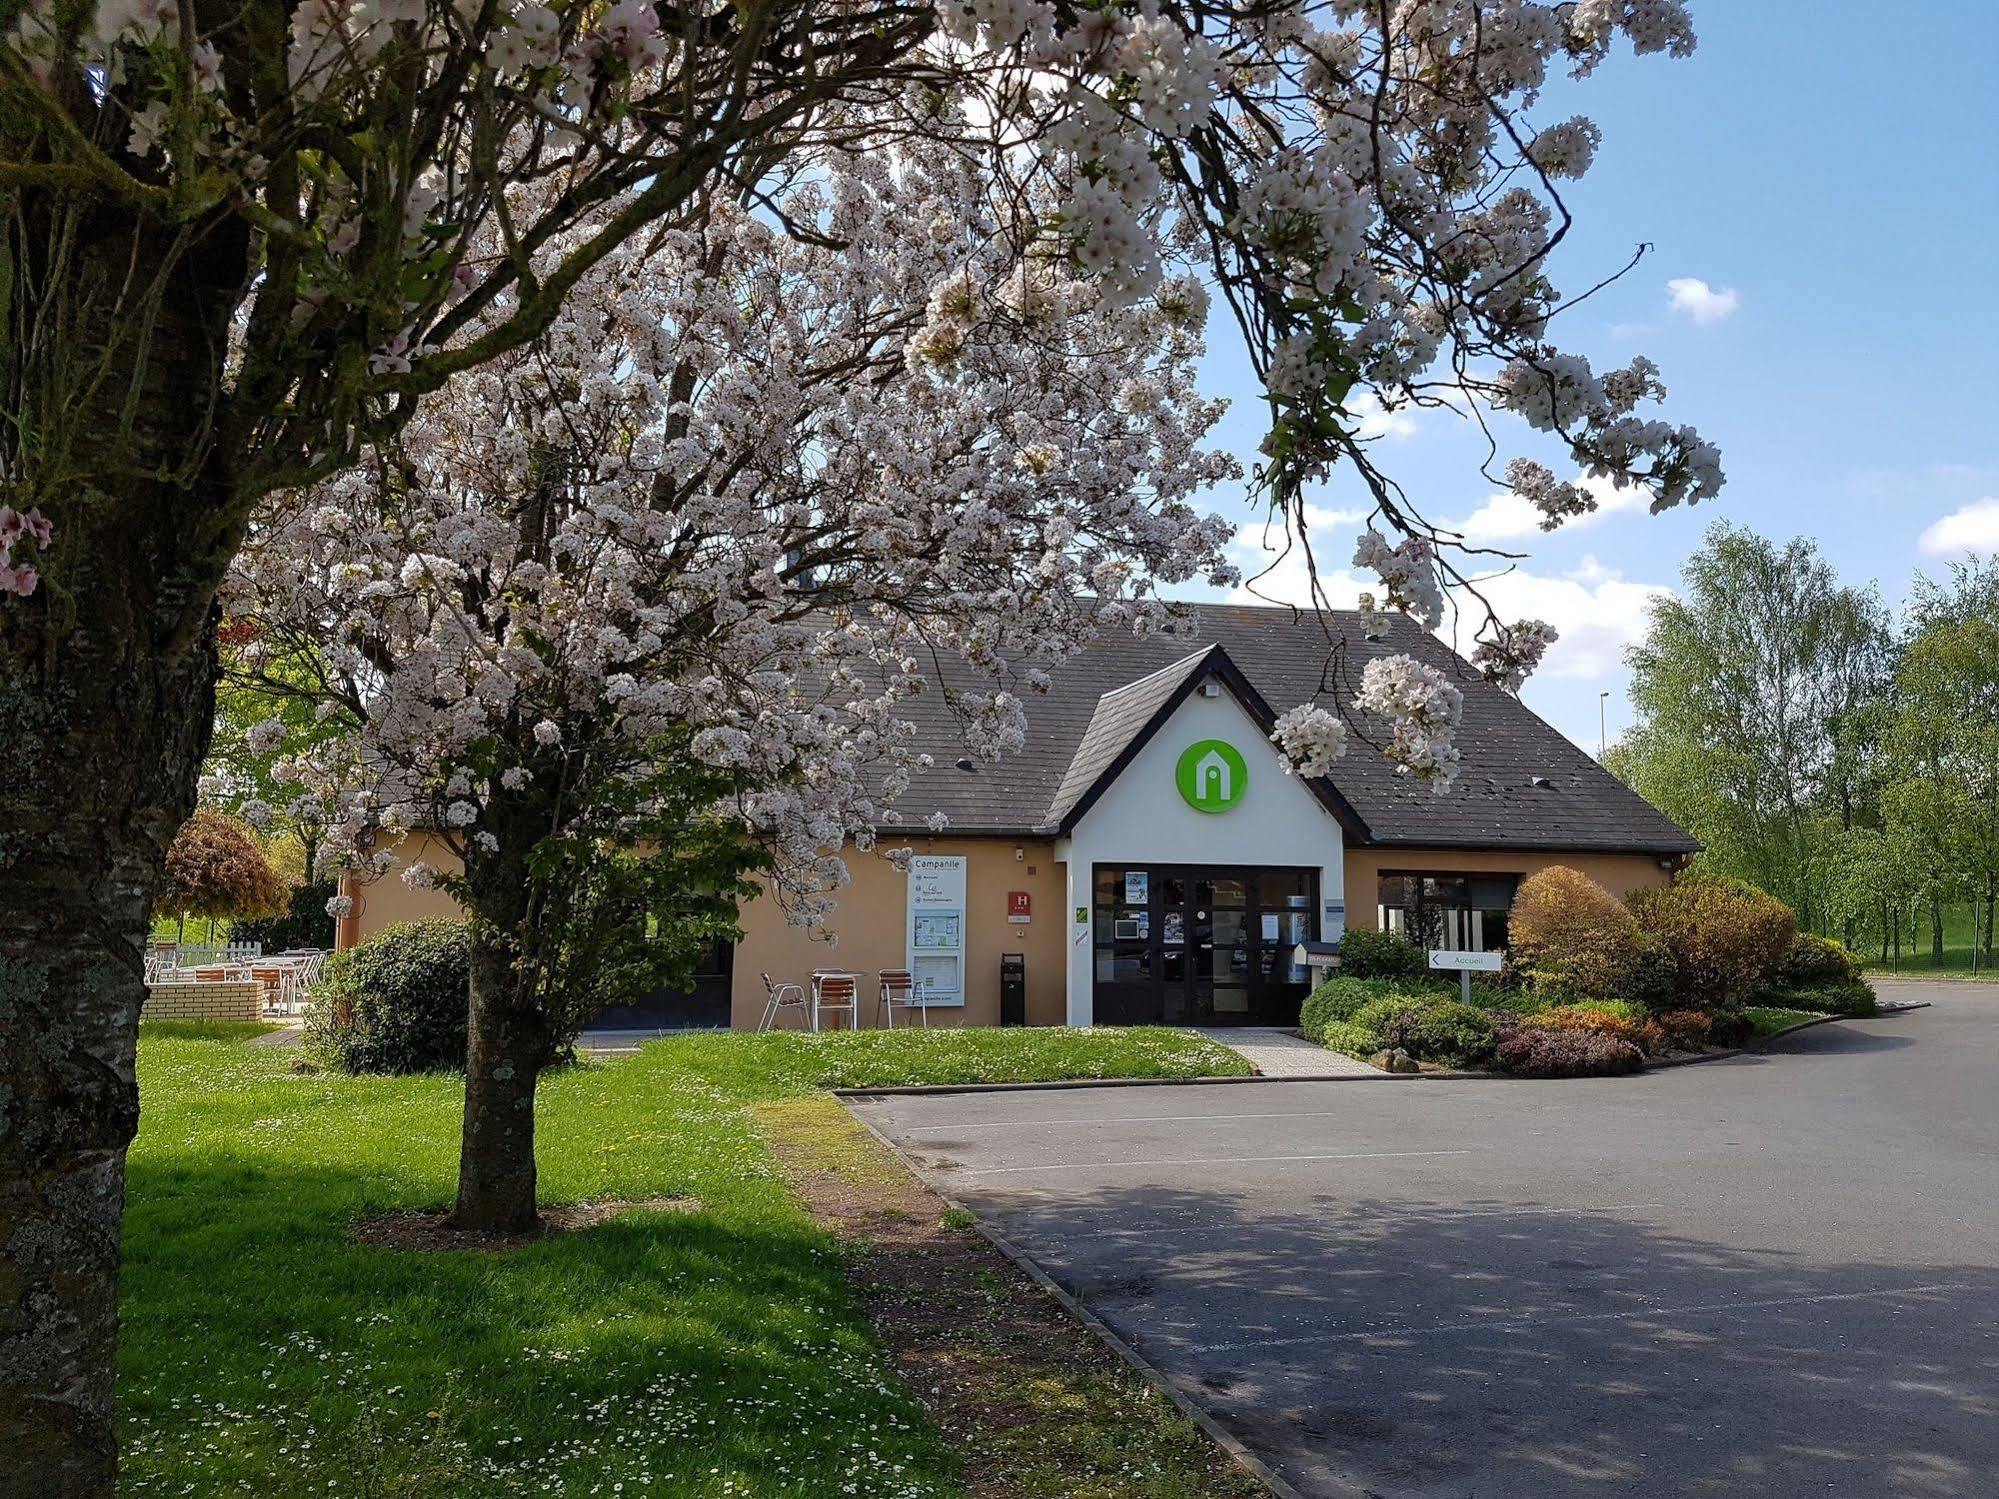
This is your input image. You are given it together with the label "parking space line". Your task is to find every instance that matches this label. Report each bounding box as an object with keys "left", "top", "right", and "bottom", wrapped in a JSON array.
[
  {"left": 953, "top": 1148, "right": 1474, "bottom": 1176},
  {"left": 1177, "top": 1281, "right": 1974, "bottom": 1354}
]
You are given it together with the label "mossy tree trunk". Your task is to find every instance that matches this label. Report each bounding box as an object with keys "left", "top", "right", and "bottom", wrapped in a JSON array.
[{"left": 0, "top": 190, "right": 246, "bottom": 1493}]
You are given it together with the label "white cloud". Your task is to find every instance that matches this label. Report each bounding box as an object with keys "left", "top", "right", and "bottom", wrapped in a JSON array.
[
  {"left": 1225, "top": 504, "right": 1369, "bottom": 608},
  {"left": 1345, "top": 390, "right": 1423, "bottom": 442},
  {"left": 1666, "top": 276, "right": 1739, "bottom": 324},
  {"left": 1449, "top": 474, "right": 1651, "bottom": 544},
  {"left": 1458, "top": 557, "right": 1669, "bottom": 679},
  {"left": 1227, "top": 517, "right": 1668, "bottom": 683},
  {"left": 1918, "top": 496, "right": 1999, "bottom": 557}
]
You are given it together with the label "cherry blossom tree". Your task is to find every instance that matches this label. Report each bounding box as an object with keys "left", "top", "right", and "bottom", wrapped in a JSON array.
[
  {"left": 227, "top": 142, "right": 1236, "bottom": 1230},
  {"left": 1, "top": 0, "right": 1716, "bottom": 1483}
]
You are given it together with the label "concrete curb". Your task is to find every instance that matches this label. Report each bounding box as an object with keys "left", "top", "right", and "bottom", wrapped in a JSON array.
[
  {"left": 842, "top": 1105, "right": 1321, "bottom": 1499},
  {"left": 834, "top": 1068, "right": 1470, "bottom": 1098},
  {"left": 1863, "top": 973, "right": 1999, "bottom": 985},
  {"left": 837, "top": 1002, "right": 1931, "bottom": 1096}
]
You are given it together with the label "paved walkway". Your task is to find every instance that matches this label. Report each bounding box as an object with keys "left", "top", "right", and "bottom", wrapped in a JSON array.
[{"left": 1192, "top": 1026, "right": 1379, "bottom": 1078}]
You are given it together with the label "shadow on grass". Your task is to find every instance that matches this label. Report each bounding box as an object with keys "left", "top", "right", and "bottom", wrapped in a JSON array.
[
  {"left": 120, "top": 1050, "right": 960, "bottom": 1496},
  {"left": 968, "top": 1175, "right": 1999, "bottom": 1499}
]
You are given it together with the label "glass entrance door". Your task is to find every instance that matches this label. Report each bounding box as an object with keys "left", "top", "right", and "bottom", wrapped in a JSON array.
[{"left": 1092, "top": 864, "right": 1319, "bottom": 1026}]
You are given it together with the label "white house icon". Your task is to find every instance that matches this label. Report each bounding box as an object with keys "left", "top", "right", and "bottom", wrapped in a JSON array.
[{"left": 1194, "top": 749, "right": 1232, "bottom": 802}]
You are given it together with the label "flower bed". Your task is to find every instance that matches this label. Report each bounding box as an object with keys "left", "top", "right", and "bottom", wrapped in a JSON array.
[{"left": 1305, "top": 894, "right": 1876, "bottom": 1079}]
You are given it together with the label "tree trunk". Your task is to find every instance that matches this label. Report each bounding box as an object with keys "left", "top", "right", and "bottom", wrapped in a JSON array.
[
  {"left": 1878, "top": 903, "right": 1890, "bottom": 964},
  {"left": 0, "top": 186, "right": 246, "bottom": 1490},
  {"left": 448, "top": 935, "right": 548, "bottom": 1233},
  {"left": 1985, "top": 887, "right": 1995, "bottom": 962},
  {"left": 0, "top": 605, "right": 221, "bottom": 1495},
  {"left": 1932, "top": 903, "right": 1946, "bottom": 966},
  {"left": 447, "top": 818, "right": 550, "bottom": 1234}
]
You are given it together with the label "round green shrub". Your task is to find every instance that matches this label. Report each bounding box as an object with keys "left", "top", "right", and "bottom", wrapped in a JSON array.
[
  {"left": 1335, "top": 929, "right": 1428, "bottom": 980},
  {"left": 305, "top": 919, "right": 470, "bottom": 1074},
  {"left": 1777, "top": 933, "right": 1866, "bottom": 989},
  {"left": 1300, "top": 975, "right": 1446, "bottom": 1036},
  {"left": 1312, "top": 1020, "right": 1384, "bottom": 1060},
  {"left": 1627, "top": 874, "right": 1796, "bottom": 1007},
  {"left": 1509, "top": 866, "right": 1649, "bottom": 1000},
  {"left": 1351, "top": 995, "right": 1496, "bottom": 1069},
  {"left": 1700, "top": 1006, "right": 1753, "bottom": 1046}
]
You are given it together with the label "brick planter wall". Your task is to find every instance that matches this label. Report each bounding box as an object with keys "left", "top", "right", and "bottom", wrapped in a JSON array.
[{"left": 142, "top": 980, "right": 266, "bottom": 1022}]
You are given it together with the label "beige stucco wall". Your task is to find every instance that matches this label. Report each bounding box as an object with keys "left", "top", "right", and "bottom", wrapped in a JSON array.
[
  {"left": 731, "top": 838, "right": 1067, "bottom": 1030},
  {"left": 336, "top": 833, "right": 468, "bottom": 950},
  {"left": 1340, "top": 846, "right": 1678, "bottom": 931},
  {"left": 343, "top": 832, "right": 1682, "bottom": 1026},
  {"left": 340, "top": 832, "right": 1070, "bottom": 1030}
]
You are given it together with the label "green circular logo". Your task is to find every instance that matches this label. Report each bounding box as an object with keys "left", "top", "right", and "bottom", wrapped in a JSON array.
[{"left": 1176, "top": 739, "right": 1248, "bottom": 813}]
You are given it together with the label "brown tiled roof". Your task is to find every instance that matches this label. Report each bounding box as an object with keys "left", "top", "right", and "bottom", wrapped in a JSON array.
[{"left": 887, "top": 601, "right": 1697, "bottom": 855}]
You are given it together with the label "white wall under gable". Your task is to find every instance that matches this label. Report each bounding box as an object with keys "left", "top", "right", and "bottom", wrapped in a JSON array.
[{"left": 1053, "top": 688, "right": 1346, "bottom": 1024}]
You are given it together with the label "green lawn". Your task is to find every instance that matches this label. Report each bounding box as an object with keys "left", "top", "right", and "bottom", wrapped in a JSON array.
[
  {"left": 1860, "top": 906, "right": 1999, "bottom": 978},
  {"left": 1863, "top": 942, "right": 1999, "bottom": 980},
  {"left": 120, "top": 1024, "right": 1245, "bottom": 1495}
]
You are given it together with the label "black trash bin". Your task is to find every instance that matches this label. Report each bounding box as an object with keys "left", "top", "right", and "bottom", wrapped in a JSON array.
[{"left": 1000, "top": 952, "right": 1026, "bottom": 1026}]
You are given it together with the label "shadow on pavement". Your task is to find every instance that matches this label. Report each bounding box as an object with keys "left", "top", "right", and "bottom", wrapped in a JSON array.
[{"left": 987, "top": 1179, "right": 1999, "bottom": 1498}]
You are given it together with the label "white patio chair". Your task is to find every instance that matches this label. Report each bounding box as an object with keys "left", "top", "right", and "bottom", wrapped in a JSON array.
[
  {"left": 877, "top": 969, "right": 928, "bottom": 1030},
  {"left": 809, "top": 971, "right": 858, "bottom": 1032},
  {"left": 757, "top": 972, "right": 808, "bottom": 1032}
]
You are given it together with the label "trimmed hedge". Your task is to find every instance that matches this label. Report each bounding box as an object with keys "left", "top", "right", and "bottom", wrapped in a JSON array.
[
  {"left": 1493, "top": 1026, "right": 1644, "bottom": 1078},
  {"left": 1652, "top": 1008, "right": 1714, "bottom": 1051},
  {"left": 1300, "top": 974, "right": 1449, "bottom": 1036},
  {"left": 1509, "top": 866, "right": 1649, "bottom": 1000},
  {"left": 1335, "top": 929, "right": 1428, "bottom": 980},
  {"left": 1516, "top": 1001, "right": 1655, "bottom": 1055},
  {"left": 1350, "top": 995, "right": 1497, "bottom": 1069},
  {"left": 1313, "top": 1020, "right": 1385, "bottom": 1060},
  {"left": 305, "top": 919, "right": 470, "bottom": 1074},
  {"left": 1627, "top": 874, "right": 1795, "bottom": 1008},
  {"left": 1779, "top": 932, "right": 1864, "bottom": 987}
]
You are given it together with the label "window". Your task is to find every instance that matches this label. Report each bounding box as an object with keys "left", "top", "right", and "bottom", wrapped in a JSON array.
[
  {"left": 1094, "top": 866, "right": 1151, "bottom": 983},
  {"left": 1377, "top": 873, "right": 1517, "bottom": 951}
]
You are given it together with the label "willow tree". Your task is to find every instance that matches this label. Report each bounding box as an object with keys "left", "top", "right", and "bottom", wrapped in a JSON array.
[{"left": 0, "top": 0, "right": 1718, "bottom": 1484}]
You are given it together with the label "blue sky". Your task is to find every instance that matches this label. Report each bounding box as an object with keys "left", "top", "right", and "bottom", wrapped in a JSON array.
[{"left": 1181, "top": 1, "right": 1999, "bottom": 751}]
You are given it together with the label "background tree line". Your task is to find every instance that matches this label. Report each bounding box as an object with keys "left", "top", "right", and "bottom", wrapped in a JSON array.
[{"left": 1609, "top": 522, "right": 1999, "bottom": 970}]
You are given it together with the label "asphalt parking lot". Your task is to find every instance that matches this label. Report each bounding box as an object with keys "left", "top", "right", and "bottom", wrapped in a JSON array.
[{"left": 848, "top": 983, "right": 1999, "bottom": 1497}]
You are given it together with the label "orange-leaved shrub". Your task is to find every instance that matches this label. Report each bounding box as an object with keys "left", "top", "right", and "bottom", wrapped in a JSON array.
[
  {"left": 1651, "top": 1009, "right": 1713, "bottom": 1052},
  {"left": 1516, "top": 1003, "right": 1657, "bottom": 1055},
  {"left": 1626, "top": 874, "right": 1796, "bottom": 1007},
  {"left": 1507, "top": 866, "right": 1647, "bottom": 1000}
]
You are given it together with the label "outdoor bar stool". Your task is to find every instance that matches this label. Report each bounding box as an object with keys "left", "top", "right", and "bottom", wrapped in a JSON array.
[
  {"left": 877, "top": 969, "right": 928, "bottom": 1030},
  {"left": 757, "top": 972, "right": 808, "bottom": 1032},
  {"left": 809, "top": 971, "right": 859, "bottom": 1032}
]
